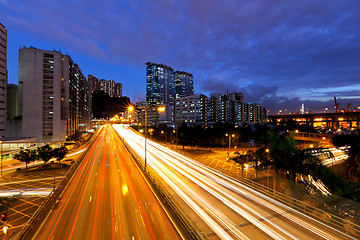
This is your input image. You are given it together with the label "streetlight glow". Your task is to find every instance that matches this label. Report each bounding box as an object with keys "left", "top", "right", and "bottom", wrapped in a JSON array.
[{"left": 157, "top": 106, "right": 166, "bottom": 112}]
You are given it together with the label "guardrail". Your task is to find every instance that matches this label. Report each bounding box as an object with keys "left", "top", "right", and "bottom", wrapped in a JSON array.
[
  {"left": 116, "top": 133, "right": 208, "bottom": 240},
  {"left": 12, "top": 140, "right": 95, "bottom": 240},
  {"left": 235, "top": 178, "right": 360, "bottom": 238},
  {"left": 294, "top": 131, "right": 333, "bottom": 140}
]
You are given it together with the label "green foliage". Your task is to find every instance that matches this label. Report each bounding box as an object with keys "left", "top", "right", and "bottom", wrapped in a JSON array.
[
  {"left": 52, "top": 146, "right": 68, "bottom": 162},
  {"left": 265, "top": 131, "right": 333, "bottom": 181},
  {"left": 315, "top": 165, "right": 353, "bottom": 196},
  {"left": 332, "top": 132, "right": 360, "bottom": 147},
  {"left": 13, "top": 148, "right": 37, "bottom": 169},
  {"left": 231, "top": 150, "right": 253, "bottom": 178},
  {"left": 37, "top": 144, "right": 54, "bottom": 164},
  {"left": 176, "top": 122, "right": 269, "bottom": 147},
  {"left": 332, "top": 132, "right": 360, "bottom": 183}
]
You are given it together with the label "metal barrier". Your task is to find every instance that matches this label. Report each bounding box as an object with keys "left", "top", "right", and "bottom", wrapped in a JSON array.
[
  {"left": 233, "top": 177, "right": 360, "bottom": 238},
  {"left": 117, "top": 133, "right": 208, "bottom": 240}
]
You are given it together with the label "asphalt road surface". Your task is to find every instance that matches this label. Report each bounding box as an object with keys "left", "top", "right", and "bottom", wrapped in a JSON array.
[
  {"left": 114, "top": 124, "right": 358, "bottom": 240},
  {"left": 32, "top": 125, "right": 183, "bottom": 240}
]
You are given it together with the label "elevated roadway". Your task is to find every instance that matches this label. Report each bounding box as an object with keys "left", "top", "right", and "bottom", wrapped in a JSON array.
[
  {"left": 31, "top": 124, "right": 183, "bottom": 240},
  {"left": 115, "top": 124, "right": 359, "bottom": 240}
]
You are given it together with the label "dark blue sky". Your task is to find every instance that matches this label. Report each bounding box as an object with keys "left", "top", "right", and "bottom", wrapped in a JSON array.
[{"left": 1, "top": 0, "right": 360, "bottom": 113}]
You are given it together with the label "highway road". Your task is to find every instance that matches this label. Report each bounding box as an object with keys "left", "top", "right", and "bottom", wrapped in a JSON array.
[
  {"left": 31, "top": 124, "right": 183, "bottom": 240},
  {"left": 114, "top": 124, "right": 358, "bottom": 240}
]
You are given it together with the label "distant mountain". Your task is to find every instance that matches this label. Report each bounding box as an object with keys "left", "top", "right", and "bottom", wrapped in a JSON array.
[{"left": 92, "top": 91, "right": 131, "bottom": 119}]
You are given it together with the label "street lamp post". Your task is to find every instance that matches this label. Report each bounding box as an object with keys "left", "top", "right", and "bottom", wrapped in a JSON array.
[
  {"left": 144, "top": 105, "right": 165, "bottom": 169},
  {"left": 225, "top": 134, "right": 235, "bottom": 150}
]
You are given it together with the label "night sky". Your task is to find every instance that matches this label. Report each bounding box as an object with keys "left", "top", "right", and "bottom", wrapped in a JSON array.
[{"left": 1, "top": 0, "right": 360, "bottom": 114}]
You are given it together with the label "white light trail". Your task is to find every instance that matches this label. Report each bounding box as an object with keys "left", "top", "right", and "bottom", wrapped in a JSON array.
[{"left": 113, "top": 125, "right": 355, "bottom": 240}]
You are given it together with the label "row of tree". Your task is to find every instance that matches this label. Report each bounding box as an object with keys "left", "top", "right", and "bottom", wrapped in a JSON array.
[{"left": 13, "top": 145, "right": 68, "bottom": 169}]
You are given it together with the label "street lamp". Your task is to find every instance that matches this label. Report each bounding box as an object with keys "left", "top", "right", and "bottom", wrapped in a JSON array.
[
  {"left": 225, "top": 134, "right": 235, "bottom": 150},
  {"left": 144, "top": 105, "right": 165, "bottom": 169},
  {"left": 128, "top": 105, "right": 134, "bottom": 123}
]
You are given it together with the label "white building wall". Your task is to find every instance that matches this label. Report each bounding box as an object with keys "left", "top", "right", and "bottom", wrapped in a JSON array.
[{"left": 19, "top": 48, "right": 69, "bottom": 142}]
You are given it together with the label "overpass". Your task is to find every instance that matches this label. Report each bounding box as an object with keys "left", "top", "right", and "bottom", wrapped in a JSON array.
[
  {"left": 293, "top": 131, "right": 333, "bottom": 144},
  {"left": 269, "top": 112, "right": 360, "bottom": 130}
]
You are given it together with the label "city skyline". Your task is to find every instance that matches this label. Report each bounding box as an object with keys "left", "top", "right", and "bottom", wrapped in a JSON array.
[{"left": 1, "top": 0, "right": 360, "bottom": 113}]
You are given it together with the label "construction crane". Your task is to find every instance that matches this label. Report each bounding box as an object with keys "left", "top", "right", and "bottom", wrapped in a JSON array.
[{"left": 334, "top": 96, "right": 360, "bottom": 113}]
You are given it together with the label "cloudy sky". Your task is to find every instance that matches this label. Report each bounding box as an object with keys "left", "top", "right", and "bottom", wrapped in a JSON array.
[{"left": 1, "top": 0, "right": 360, "bottom": 113}]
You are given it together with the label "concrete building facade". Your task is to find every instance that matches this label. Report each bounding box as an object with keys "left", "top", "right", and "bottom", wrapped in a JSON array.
[
  {"left": 115, "top": 83, "right": 122, "bottom": 97},
  {"left": 174, "top": 94, "right": 208, "bottom": 127},
  {"left": 88, "top": 74, "right": 99, "bottom": 93},
  {"left": 6, "top": 84, "right": 17, "bottom": 119},
  {"left": 18, "top": 47, "right": 90, "bottom": 142},
  {"left": 0, "top": 23, "right": 7, "bottom": 138}
]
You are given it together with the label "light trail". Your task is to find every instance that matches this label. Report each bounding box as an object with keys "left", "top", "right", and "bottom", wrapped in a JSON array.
[
  {"left": 31, "top": 125, "right": 182, "bottom": 240},
  {"left": 114, "top": 124, "right": 357, "bottom": 240},
  {"left": 0, "top": 188, "right": 53, "bottom": 197}
]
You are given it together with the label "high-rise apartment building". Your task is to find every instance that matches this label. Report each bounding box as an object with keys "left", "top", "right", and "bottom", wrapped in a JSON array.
[
  {"left": 174, "top": 71, "right": 193, "bottom": 97},
  {"left": 18, "top": 47, "right": 90, "bottom": 142},
  {"left": 115, "top": 83, "right": 122, "bottom": 97},
  {"left": 174, "top": 94, "right": 207, "bottom": 127},
  {"left": 99, "top": 79, "right": 107, "bottom": 93},
  {"left": 90, "top": 77, "right": 121, "bottom": 97},
  {"left": 0, "top": 23, "right": 7, "bottom": 138},
  {"left": 206, "top": 92, "right": 266, "bottom": 125},
  {"left": 88, "top": 74, "right": 99, "bottom": 93},
  {"left": 108, "top": 80, "right": 115, "bottom": 97}
]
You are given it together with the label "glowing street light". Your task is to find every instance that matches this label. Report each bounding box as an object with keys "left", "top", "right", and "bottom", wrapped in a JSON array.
[
  {"left": 157, "top": 106, "right": 166, "bottom": 112},
  {"left": 225, "top": 133, "right": 235, "bottom": 150},
  {"left": 144, "top": 105, "right": 165, "bottom": 169}
]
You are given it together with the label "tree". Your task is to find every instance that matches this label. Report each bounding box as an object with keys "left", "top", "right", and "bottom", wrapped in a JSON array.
[
  {"left": 231, "top": 151, "right": 252, "bottom": 179},
  {"left": 13, "top": 148, "right": 37, "bottom": 169},
  {"left": 37, "top": 144, "right": 54, "bottom": 165},
  {"left": 253, "top": 147, "right": 272, "bottom": 178},
  {"left": 265, "top": 131, "right": 333, "bottom": 182},
  {"left": 345, "top": 144, "right": 360, "bottom": 183},
  {"left": 332, "top": 132, "right": 360, "bottom": 183},
  {"left": 52, "top": 146, "right": 68, "bottom": 162}
]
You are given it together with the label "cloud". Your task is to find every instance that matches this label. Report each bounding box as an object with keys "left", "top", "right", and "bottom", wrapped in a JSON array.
[{"left": 1, "top": 0, "right": 360, "bottom": 113}]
